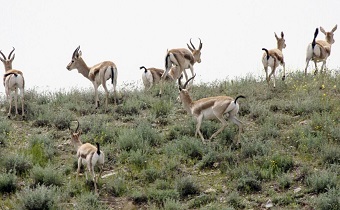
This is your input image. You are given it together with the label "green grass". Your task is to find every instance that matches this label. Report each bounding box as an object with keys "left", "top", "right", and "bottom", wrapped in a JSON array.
[{"left": 0, "top": 70, "right": 339, "bottom": 209}]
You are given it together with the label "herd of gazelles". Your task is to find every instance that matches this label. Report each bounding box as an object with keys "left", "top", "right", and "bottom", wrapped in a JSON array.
[{"left": 1, "top": 24, "right": 337, "bottom": 193}]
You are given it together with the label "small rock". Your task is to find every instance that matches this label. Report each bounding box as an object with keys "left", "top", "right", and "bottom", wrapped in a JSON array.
[
  {"left": 204, "top": 187, "right": 216, "bottom": 193},
  {"left": 265, "top": 199, "right": 273, "bottom": 208},
  {"left": 294, "top": 187, "right": 302, "bottom": 193}
]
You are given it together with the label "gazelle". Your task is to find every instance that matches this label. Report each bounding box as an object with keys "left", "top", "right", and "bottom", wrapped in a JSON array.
[
  {"left": 0, "top": 47, "right": 25, "bottom": 118},
  {"left": 66, "top": 46, "right": 118, "bottom": 109},
  {"left": 262, "top": 32, "right": 286, "bottom": 88},
  {"left": 70, "top": 120, "right": 105, "bottom": 193},
  {"left": 178, "top": 75, "right": 245, "bottom": 144},
  {"left": 304, "top": 25, "right": 337, "bottom": 75},
  {"left": 140, "top": 66, "right": 180, "bottom": 91},
  {"left": 159, "top": 38, "right": 203, "bottom": 96}
]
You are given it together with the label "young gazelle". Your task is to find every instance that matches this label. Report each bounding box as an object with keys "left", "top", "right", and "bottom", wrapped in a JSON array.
[
  {"left": 140, "top": 66, "right": 180, "bottom": 91},
  {"left": 178, "top": 75, "right": 245, "bottom": 144},
  {"left": 262, "top": 32, "right": 286, "bottom": 88},
  {"left": 66, "top": 46, "right": 118, "bottom": 109},
  {"left": 304, "top": 25, "right": 337, "bottom": 75},
  {"left": 70, "top": 120, "right": 105, "bottom": 193},
  {"left": 159, "top": 38, "right": 203, "bottom": 96},
  {"left": 0, "top": 47, "right": 25, "bottom": 118}
]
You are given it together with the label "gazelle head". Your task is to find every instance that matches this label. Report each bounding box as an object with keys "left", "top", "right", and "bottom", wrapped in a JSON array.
[
  {"left": 66, "top": 46, "right": 82, "bottom": 71},
  {"left": 70, "top": 120, "right": 82, "bottom": 148},
  {"left": 187, "top": 38, "right": 203, "bottom": 63},
  {"left": 178, "top": 74, "right": 196, "bottom": 93},
  {"left": 0, "top": 47, "right": 15, "bottom": 71},
  {"left": 320, "top": 25, "right": 337, "bottom": 44},
  {"left": 275, "top": 32, "right": 286, "bottom": 50}
]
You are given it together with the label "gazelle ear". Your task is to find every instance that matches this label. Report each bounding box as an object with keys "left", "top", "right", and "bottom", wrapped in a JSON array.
[
  {"left": 274, "top": 32, "right": 279, "bottom": 40},
  {"left": 332, "top": 24, "right": 337, "bottom": 32},
  {"left": 320, "top": 26, "right": 327, "bottom": 35},
  {"left": 281, "top": 32, "right": 284, "bottom": 38},
  {"left": 78, "top": 50, "right": 82, "bottom": 58}
]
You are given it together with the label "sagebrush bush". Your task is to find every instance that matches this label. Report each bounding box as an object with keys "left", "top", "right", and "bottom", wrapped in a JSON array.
[
  {"left": 278, "top": 174, "right": 292, "bottom": 190},
  {"left": 136, "top": 122, "right": 162, "bottom": 147},
  {"left": 177, "top": 136, "right": 205, "bottom": 160},
  {"left": 237, "top": 174, "right": 262, "bottom": 193},
  {"left": 305, "top": 170, "right": 337, "bottom": 193},
  {"left": 198, "top": 150, "right": 219, "bottom": 169},
  {"left": 129, "top": 149, "right": 148, "bottom": 170},
  {"left": 27, "top": 135, "right": 56, "bottom": 166},
  {"left": 15, "top": 184, "right": 59, "bottom": 210},
  {"left": 240, "top": 138, "right": 269, "bottom": 159},
  {"left": 142, "top": 167, "right": 162, "bottom": 183},
  {"left": 0, "top": 120, "right": 11, "bottom": 146},
  {"left": 151, "top": 99, "right": 172, "bottom": 118},
  {"left": 106, "top": 176, "right": 127, "bottom": 197},
  {"left": 75, "top": 191, "right": 106, "bottom": 210},
  {"left": 52, "top": 110, "right": 74, "bottom": 130},
  {"left": 315, "top": 188, "right": 340, "bottom": 210},
  {"left": 0, "top": 172, "right": 17, "bottom": 194},
  {"left": 3, "top": 154, "right": 32, "bottom": 176},
  {"left": 163, "top": 198, "right": 183, "bottom": 210},
  {"left": 226, "top": 191, "right": 245, "bottom": 209},
  {"left": 117, "top": 128, "right": 143, "bottom": 151},
  {"left": 31, "top": 165, "right": 63, "bottom": 187},
  {"left": 188, "top": 194, "right": 216, "bottom": 209},
  {"left": 321, "top": 144, "right": 340, "bottom": 164},
  {"left": 147, "top": 188, "right": 179, "bottom": 206},
  {"left": 175, "top": 176, "right": 200, "bottom": 198}
]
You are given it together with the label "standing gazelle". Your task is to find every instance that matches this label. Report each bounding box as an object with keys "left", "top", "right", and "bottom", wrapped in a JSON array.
[
  {"left": 66, "top": 46, "right": 118, "bottom": 109},
  {"left": 304, "top": 25, "right": 337, "bottom": 75},
  {"left": 178, "top": 75, "right": 245, "bottom": 145},
  {"left": 0, "top": 47, "right": 25, "bottom": 118},
  {"left": 159, "top": 38, "right": 203, "bottom": 96},
  {"left": 262, "top": 32, "right": 286, "bottom": 88}
]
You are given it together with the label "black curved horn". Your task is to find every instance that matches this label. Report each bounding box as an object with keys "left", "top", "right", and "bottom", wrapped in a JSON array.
[
  {"left": 8, "top": 47, "right": 15, "bottom": 59},
  {"left": 75, "top": 120, "right": 80, "bottom": 133},
  {"left": 183, "top": 74, "right": 196, "bottom": 89},
  {"left": 0, "top": 50, "right": 6, "bottom": 61},
  {"left": 189, "top": 38, "right": 196, "bottom": 50},
  {"left": 198, "top": 38, "right": 202, "bottom": 50}
]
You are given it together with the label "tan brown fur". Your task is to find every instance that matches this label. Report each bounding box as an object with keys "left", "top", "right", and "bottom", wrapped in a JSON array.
[
  {"left": 159, "top": 39, "right": 202, "bottom": 96},
  {"left": 262, "top": 32, "right": 286, "bottom": 87},
  {"left": 1, "top": 48, "right": 25, "bottom": 118},
  {"left": 66, "top": 46, "right": 118, "bottom": 109},
  {"left": 178, "top": 76, "right": 244, "bottom": 144},
  {"left": 70, "top": 124, "right": 104, "bottom": 194},
  {"left": 305, "top": 25, "right": 337, "bottom": 75}
]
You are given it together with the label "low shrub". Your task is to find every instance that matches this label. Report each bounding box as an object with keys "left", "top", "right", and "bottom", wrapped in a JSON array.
[
  {"left": 15, "top": 184, "right": 59, "bottom": 210},
  {"left": 3, "top": 154, "right": 32, "bottom": 176},
  {"left": 315, "top": 188, "right": 340, "bottom": 210},
  {"left": 305, "top": 170, "right": 337, "bottom": 193},
  {"left": 0, "top": 172, "right": 17, "bottom": 194},
  {"left": 106, "top": 176, "right": 127, "bottom": 197},
  {"left": 237, "top": 174, "right": 262, "bottom": 193},
  {"left": 31, "top": 165, "right": 63, "bottom": 187},
  {"left": 226, "top": 191, "right": 245, "bottom": 209},
  {"left": 75, "top": 191, "right": 106, "bottom": 210},
  {"left": 175, "top": 176, "right": 200, "bottom": 198}
]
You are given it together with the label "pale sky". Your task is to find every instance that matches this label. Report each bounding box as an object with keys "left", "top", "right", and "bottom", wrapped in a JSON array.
[{"left": 1, "top": 0, "right": 339, "bottom": 93}]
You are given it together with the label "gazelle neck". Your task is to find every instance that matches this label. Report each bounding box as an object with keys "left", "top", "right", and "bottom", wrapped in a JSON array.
[{"left": 75, "top": 57, "right": 91, "bottom": 79}]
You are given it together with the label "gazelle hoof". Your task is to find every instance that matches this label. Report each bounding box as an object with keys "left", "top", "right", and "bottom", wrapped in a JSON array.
[{"left": 282, "top": 76, "right": 286, "bottom": 81}]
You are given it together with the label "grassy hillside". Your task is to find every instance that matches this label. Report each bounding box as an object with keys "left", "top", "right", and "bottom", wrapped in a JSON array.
[{"left": 0, "top": 71, "right": 339, "bottom": 209}]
